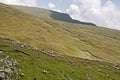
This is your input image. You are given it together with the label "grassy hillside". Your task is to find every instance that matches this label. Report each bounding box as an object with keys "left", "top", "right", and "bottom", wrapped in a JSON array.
[
  {"left": 0, "top": 3, "right": 120, "bottom": 64},
  {"left": 0, "top": 37, "right": 120, "bottom": 80},
  {"left": 0, "top": 3, "right": 120, "bottom": 80}
]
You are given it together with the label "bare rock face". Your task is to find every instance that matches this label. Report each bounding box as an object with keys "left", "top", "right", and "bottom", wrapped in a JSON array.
[{"left": 0, "top": 56, "right": 19, "bottom": 80}]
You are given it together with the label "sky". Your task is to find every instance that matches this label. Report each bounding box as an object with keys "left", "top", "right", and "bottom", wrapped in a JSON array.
[{"left": 0, "top": 0, "right": 120, "bottom": 30}]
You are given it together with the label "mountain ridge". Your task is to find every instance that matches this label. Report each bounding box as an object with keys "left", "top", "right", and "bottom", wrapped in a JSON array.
[
  {"left": 11, "top": 5, "right": 96, "bottom": 26},
  {"left": 50, "top": 10, "right": 96, "bottom": 26}
]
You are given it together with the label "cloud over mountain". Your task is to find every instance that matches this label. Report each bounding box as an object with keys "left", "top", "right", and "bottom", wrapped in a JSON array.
[
  {"left": 48, "top": 2, "right": 62, "bottom": 12},
  {"left": 0, "top": 0, "right": 120, "bottom": 30},
  {"left": 48, "top": 2, "right": 55, "bottom": 9},
  {"left": 67, "top": 0, "right": 120, "bottom": 30}
]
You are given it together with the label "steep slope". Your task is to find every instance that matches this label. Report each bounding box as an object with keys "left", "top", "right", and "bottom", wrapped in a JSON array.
[
  {"left": 0, "top": 37, "right": 120, "bottom": 80},
  {"left": 0, "top": 3, "right": 120, "bottom": 64}
]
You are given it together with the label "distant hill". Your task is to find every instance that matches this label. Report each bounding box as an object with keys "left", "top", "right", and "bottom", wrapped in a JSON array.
[
  {"left": 50, "top": 11, "right": 96, "bottom": 26},
  {"left": 11, "top": 5, "right": 96, "bottom": 26}
]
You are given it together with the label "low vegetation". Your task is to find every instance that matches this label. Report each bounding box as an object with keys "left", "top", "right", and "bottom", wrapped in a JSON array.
[
  {"left": 0, "top": 38, "right": 120, "bottom": 80},
  {"left": 0, "top": 3, "right": 120, "bottom": 79}
]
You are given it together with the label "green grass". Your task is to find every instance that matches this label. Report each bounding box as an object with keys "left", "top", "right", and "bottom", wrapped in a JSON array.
[
  {"left": 0, "top": 37, "right": 120, "bottom": 80},
  {"left": 0, "top": 3, "right": 120, "bottom": 65}
]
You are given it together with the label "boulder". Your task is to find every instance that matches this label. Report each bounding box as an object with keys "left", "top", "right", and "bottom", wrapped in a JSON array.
[
  {"left": 0, "top": 51, "right": 3, "bottom": 54},
  {"left": 42, "top": 70, "right": 48, "bottom": 74}
]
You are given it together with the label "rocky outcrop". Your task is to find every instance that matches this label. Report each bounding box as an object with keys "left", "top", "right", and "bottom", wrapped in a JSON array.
[{"left": 0, "top": 56, "right": 19, "bottom": 80}]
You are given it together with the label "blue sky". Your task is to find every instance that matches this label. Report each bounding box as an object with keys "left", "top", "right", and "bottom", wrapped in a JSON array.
[
  {"left": 37, "top": 0, "right": 120, "bottom": 10},
  {"left": 37, "top": 0, "right": 72, "bottom": 11},
  {"left": 38, "top": 0, "right": 120, "bottom": 30},
  {"left": 113, "top": 0, "right": 120, "bottom": 8},
  {"left": 0, "top": 0, "right": 120, "bottom": 30}
]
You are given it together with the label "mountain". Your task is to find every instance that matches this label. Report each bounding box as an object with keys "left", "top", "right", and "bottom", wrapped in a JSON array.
[
  {"left": 0, "top": 3, "right": 120, "bottom": 79},
  {"left": 11, "top": 5, "right": 96, "bottom": 26},
  {"left": 50, "top": 11, "right": 96, "bottom": 26}
]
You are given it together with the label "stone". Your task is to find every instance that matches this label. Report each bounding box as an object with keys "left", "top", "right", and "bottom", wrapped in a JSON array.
[
  {"left": 106, "top": 74, "right": 109, "bottom": 77},
  {"left": 19, "top": 69, "right": 21, "bottom": 72},
  {"left": 42, "top": 70, "right": 48, "bottom": 74},
  {"left": 100, "top": 65, "right": 104, "bottom": 68},
  {"left": 97, "top": 69, "right": 101, "bottom": 72},
  {"left": 116, "top": 67, "right": 120, "bottom": 70},
  {"left": 4, "top": 68, "right": 12, "bottom": 74},
  {"left": 21, "top": 45, "right": 24, "bottom": 48},
  {"left": 51, "top": 54, "right": 55, "bottom": 57},
  {"left": 21, "top": 73, "right": 24, "bottom": 76},
  {"left": 28, "top": 47, "right": 32, "bottom": 50},
  {"left": 0, "top": 51, "right": 3, "bottom": 54},
  {"left": 0, "top": 75, "right": 4, "bottom": 80},
  {"left": 68, "top": 78, "right": 73, "bottom": 80},
  {"left": 19, "top": 73, "right": 24, "bottom": 77},
  {"left": 72, "top": 62, "right": 76, "bottom": 66},
  {"left": 113, "top": 64, "right": 120, "bottom": 70}
]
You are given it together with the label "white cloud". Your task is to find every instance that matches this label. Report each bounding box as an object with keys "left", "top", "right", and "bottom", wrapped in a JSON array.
[
  {"left": 0, "top": 0, "right": 37, "bottom": 6},
  {"left": 48, "top": 2, "right": 62, "bottom": 13},
  {"left": 48, "top": 2, "right": 55, "bottom": 9},
  {"left": 67, "top": 0, "right": 120, "bottom": 30}
]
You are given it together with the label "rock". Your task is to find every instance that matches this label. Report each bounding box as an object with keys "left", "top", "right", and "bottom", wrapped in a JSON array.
[
  {"left": 7, "top": 60, "right": 13, "bottom": 67},
  {"left": 72, "top": 62, "right": 76, "bottom": 66},
  {"left": 21, "top": 73, "right": 24, "bottom": 76},
  {"left": 33, "top": 47, "right": 39, "bottom": 51},
  {"left": 113, "top": 64, "right": 120, "bottom": 70},
  {"left": 42, "top": 70, "right": 48, "bottom": 74},
  {"left": 69, "top": 60, "right": 76, "bottom": 65},
  {"left": 0, "top": 73, "right": 5, "bottom": 78},
  {"left": 21, "top": 45, "right": 24, "bottom": 48},
  {"left": 0, "top": 51, "right": 3, "bottom": 54},
  {"left": 4, "top": 68, "right": 12, "bottom": 74},
  {"left": 68, "top": 77, "right": 73, "bottom": 80},
  {"left": 97, "top": 69, "right": 101, "bottom": 72},
  {"left": 28, "top": 47, "right": 32, "bottom": 50},
  {"left": 0, "top": 75, "right": 4, "bottom": 80},
  {"left": 86, "top": 60, "right": 90, "bottom": 63},
  {"left": 19, "top": 73, "right": 24, "bottom": 77},
  {"left": 86, "top": 74, "right": 92, "bottom": 80},
  {"left": 16, "top": 41, "right": 20, "bottom": 43},
  {"left": 100, "top": 65, "right": 104, "bottom": 68},
  {"left": 106, "top": 74, "right": 109, "bottom": 77},
  {"left": 19, "top": 69, "right": 21, "bottom": 72},
  {"left": 51, "top": 54, "right": 55, "bottom": 57},
  {"left": 0, "top": 56, "right": 19, "bottom": 79},
  {"left": 87, "top": 66, "right": 92, "bottom": 69},
  {"left": 116, "top": 67, "right": 120, "bottom": 70}
]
